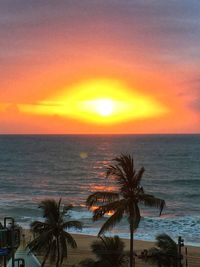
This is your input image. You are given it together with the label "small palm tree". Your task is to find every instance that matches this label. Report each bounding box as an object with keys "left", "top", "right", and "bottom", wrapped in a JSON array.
[
  {"left": 86, "top": 154, "right": 165, "bottom": 267},
  {"left": 79, "top": 235, "right": 128, "bottom": 267},
  {"left": 140, "top": 234, "right": 178, "bottom": 267},
  {"left": 28, "top": 198, "right": 83, "bottom": 267}
]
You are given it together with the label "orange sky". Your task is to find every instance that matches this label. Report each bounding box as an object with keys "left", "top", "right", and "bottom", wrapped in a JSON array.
[{"left": 0, "top": 1, "right": 200, "bottom": 134}]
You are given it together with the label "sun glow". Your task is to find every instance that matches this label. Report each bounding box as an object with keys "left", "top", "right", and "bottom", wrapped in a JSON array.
[
  {"left": 95, "top": 99, "right": 114, "bottom": 117},
  {"left": 20, "top": 79, "right": 168, "bottom": 124}
]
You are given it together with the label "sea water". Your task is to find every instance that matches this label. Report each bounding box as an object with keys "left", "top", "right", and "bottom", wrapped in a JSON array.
[{"left": 0, "top": 134, "right": 199, "bottom": 246}]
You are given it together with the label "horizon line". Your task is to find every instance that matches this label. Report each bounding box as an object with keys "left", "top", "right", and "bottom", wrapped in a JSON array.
[{"left": 0, "top": 133, "right": 200, "bottom": 136}]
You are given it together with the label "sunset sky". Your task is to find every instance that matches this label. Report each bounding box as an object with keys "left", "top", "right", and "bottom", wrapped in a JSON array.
[{"left": 0, "top": 0, "right": 200, "bottom": 134}]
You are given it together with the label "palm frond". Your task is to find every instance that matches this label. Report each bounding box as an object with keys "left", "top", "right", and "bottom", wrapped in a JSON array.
[
  {"left": 91, "top": 239, "right": 108, "bottom": 260},
  {"left": 98, "top": 207, "right": 124, "bottom": 235},
  {"left": 28, "top": 230, "right": 53, "bottom": 252},
  {"left": 115, "top": 154, "right": 133, "bottom": 168},
  {"left": 39, "top": 199, "right": 60, "bottom": 222},
  {"left": 49, "top": 239, "right": 57, "bottom": 263},
  {"left": 60, "top": 234, "right": 68, "bottom": 264},
  {"left": 90, "top": 235, "right": 127, "bottom": 267},
  {"left": 106, "top": 165, "right": 126, "bottom": 181},
  {"left": 62, "top": 204, "right": 73, "bottom": 216},
  {"left": 107, "top": 154, "right": 135, "bottom": 184},
  {"left": 78, "top": 258, "right": 96, "bottom": 267},
  {"left": 86, "top": 191, "right": 119, "bottom": 207},
  {"left": 106, "top": 155, "right": 144, "bottom": 195},
  {"left": 116, "top": 154, "right": 135, "bottom": 178},
  {"left": 128, "top": 202, "right": 141, "bottom": 230},
  {"left": 30, "top": 221, "right": 49, "bottom": 234},
  {"left": 134, "top": 167, "right": 145, "bottom": 185},
  {"left": 156, "top": 234, "right": 177, "bottom": 253},
  {"left": 93, "top": 199, "right": 126, "bottom": 221},
  {"left": 58, "top": 198, "right": 62, "bottom": 210},
  {"left": 63, "top": 231, "right": 77, "bottom": 249},
  {"left": 41, "top": 242, "right": 52, "bottom": 266},
  {"left": 141, "top": 234, "right": 178, "bottom": 267},
  {"left": 139, "top": 194, "right": 165, "bottom": 215},
  {"left": 109, "top": 168, "right": 131, "bottom": 192},
  {"left": 63, "top": 220, "right": 83, "bottom": 230},
  {"left": 98, "top": 235, "right": 125, "bottom": 253},
  {"left": 143, "top": 247, "right": 164, "bottom": 265}
]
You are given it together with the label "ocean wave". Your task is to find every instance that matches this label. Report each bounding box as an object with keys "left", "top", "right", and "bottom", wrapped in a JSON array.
[{"left": 6, "top": 208, "right": 199, "bottom": 246}]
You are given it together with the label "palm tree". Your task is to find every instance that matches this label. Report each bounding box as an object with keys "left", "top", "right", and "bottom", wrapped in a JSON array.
[
  {"left": 79, "top": 235, "right": 128, "bottom": 267},
  {"left": 28, "top": 198, "right": 82, "bottom": 267},
  {"left": 140, "top": 234, "right": 178, "bottom": 267},
  {"left": 86, "top": 154, "right": 165, "bottom": 267}
]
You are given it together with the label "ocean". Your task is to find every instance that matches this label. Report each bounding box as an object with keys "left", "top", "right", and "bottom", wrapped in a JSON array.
[{"left": 0, "top": 134, "right": 199, "bottom": 246}]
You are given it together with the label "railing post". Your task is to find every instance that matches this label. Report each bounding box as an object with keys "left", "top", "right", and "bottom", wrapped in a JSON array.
[
  {"left": 178, "top": 236, "right": 184, "bottom": 267},
  {"left": 3, "top": 217, "right": 15, "bottom": 267},
  {"left": 185, "top": 247, "right": 188, "bottom": 267}
]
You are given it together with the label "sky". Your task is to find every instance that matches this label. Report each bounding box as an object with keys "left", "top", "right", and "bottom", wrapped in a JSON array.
[{"left": 0, "top": 0, "right": 200, "bottom": 134}]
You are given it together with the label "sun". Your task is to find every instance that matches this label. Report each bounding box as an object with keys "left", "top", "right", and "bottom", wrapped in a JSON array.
[{"left": 94, "top": 99, "right": 114, "bottom": 117}]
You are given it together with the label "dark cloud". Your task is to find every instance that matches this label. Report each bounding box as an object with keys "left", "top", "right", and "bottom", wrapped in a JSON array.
[
  {"left": 1, "top": 0, "right": 199, "bottom": 51},
  {"left": 0, "top": 0, "right": 200, "bottom": 97},
  {"left": 181, "top": 75, "right": 200, "bottom": 111},
  {"left": 192, "top": 99, "right": 200, "bottom": 111}
]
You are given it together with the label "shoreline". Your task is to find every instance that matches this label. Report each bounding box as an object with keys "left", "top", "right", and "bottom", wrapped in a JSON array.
[
  {"left": 19, "top": 222, "right": 200, "bottom": 248},
  {"left": 68, "top": 230, "right": 200, "bottom": 248},
  {"left": 22, "top": 226, "right": 200, "bottom": 247}
]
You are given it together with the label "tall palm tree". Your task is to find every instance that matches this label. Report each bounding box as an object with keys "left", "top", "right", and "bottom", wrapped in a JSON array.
[
  {"left": 86, "top": 154, "right": 165, "bottom": 267},
  {"left": 79, "top": 235, "right": 128, "bottom": 267},
  {"left": 140, "top": 234, "right": 178, "bottom": 267},
  {"left": 28, "top": 199, "right": 82, "bottom": 267}
]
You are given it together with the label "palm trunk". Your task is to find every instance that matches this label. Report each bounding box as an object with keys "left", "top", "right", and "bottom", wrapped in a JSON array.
[
  {"left": 130, "top": 222, "right": 135, "bottom": 267},
  {"left": 56, "top": 236, "right": 60, "bottom": 267}
]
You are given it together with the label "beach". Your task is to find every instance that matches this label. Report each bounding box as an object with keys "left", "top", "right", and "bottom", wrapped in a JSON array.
[
  {"left": 58, "top": 234, "right": 200, "bottom": 267},
  {"left": 23, "top": 230, "right": 200, "bottom": 267}
]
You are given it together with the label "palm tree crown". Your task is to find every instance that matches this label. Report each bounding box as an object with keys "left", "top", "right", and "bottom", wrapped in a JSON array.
[
  {"left": 79, "top": 235, "right": 128, "bottom": 267},
  {"left": 140, "top": 234, "right": 178, "bottom": 267},
  {"left": 86, "top": 154, "right": 165, "bottom": 267},
  {"left": 28, "top": 198, "right": 82, "bottom": 267}
]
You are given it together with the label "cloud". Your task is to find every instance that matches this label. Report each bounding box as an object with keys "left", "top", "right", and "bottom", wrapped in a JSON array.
[
  {"left": 5, "top": 104, "right": 20, "bottom": 114},
  {"left": 190, "top": 86, "right": 200, "bottom": 112},
  {"left": 1, "top": 0, "right": 199, "bottom": 56},
  {"left": 1, "top": 0, "right": 199, "bottom": 78},
  {"left": 0, "top": 0, "right": 200, "bottom": 133}
]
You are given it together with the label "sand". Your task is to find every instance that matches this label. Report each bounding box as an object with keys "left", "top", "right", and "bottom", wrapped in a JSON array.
[{"left": 22, "top": 230, "right": 200, "bottom": 267}]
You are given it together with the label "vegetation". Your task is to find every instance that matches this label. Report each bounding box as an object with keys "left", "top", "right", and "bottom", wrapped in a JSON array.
[
  {"left": 78, "top": 235, "right": 128, "bottom": 267},
  {"left": 28, "top": 198, "right": 82, "bottom": 267},
  {"left": 140, "top": 234, "right": 178, "bottom": 267},
  {"left": 86, "top": 154, "right": 165, "bottom": 267}
]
